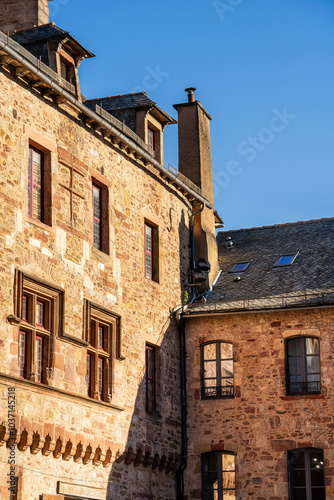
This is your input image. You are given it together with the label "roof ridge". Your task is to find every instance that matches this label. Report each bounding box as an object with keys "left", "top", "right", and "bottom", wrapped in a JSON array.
[
  {"left": 217, "top": 217, "right": 334, "bottom": 235},
  {"left": 11, "top": 22, "right": 68, "bottom": 36},
  {"left": 85, "top": 92, "right": 150, "bottom": 103}
]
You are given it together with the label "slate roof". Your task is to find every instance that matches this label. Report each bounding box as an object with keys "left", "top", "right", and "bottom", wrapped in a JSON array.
[
  {"left": 84, "top": 92, "right": 176, "bottom": 125},
  {"left": 207, "top": 218, "right": 334, "bottom": 304},
  {"left": 11, "top": 22, "right": 94, "bottom": 58}
]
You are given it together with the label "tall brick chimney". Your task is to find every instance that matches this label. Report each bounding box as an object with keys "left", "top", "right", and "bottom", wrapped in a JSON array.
[
  {"left": 174, "top": 88, "right": 219, "bottom": 289},
  {"left": 0, "top": 0, "right": 53, "bottom": 34}
]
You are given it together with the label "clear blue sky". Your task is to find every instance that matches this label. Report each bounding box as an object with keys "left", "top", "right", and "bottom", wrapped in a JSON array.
[{"left": 52, "top": 0, "right": 334, "bottom": 231}]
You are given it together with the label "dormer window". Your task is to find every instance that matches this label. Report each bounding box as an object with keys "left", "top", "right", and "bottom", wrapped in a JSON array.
[{"left": 273, "top": 253, "right": 299, "bottom": 267}]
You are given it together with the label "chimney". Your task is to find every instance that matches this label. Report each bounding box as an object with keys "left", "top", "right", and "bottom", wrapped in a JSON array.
[
  {"left": 173, "top": 89, "right": 219, "bottom": 289},
  {"left": 0, "top": 0, "right": 53, "bottom": 35}
]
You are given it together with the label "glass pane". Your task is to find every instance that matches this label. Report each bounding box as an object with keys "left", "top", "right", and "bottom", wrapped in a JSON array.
[
  {"left": 221, "top": 343, "right": 233, "bottom": 359},
  {"left": 205, "top": 472, "right": 219, "bottom": 490},
  {"left": 230, "top": 262, "right": 249, "bottom": 272},
  {"left": 275, "top": 254, "right": 296, "bottom": 266},
  {"left": 145, "top": 225, "right": 152, "bottom": 252},
  {"left": 223, "top": 492, "right": 236, "bottom": 500},
  {"left": 98, "top": 358, "right": 103, "bottom": 398},
  {"left": 35, "top": 337, "right": 43, "bottom": 383},
  {"left": 221, "top": 360, "right": 233, "bottom": 378},
  {"left": 204, "top": 343, "right": 216, "bottom": 360},
  {"left": 204, "top": 491, "right": 218, "bottom": 500},
  {"left": 36, "top": 302, "right": 44, "bottom": 326},
  {"left": 293, "top": 470, "right": 306, "bottom": 487},
  {"left": 289, "top": 357, "right": 302, "bottom": 376},
  {"left": 288, "top": 338, "right": 301, "bottom": 356},
  {"left": 223, "top": 454, "right": 235, "bottom": 471},
  {"left": 223, "top": 472, "right": 235, "bottom": 489},
  {"left": 204, "top": 378, "right": 217, "bottom": 388},
  {"left": 293, "top": 489, "right": 307, "bottom": 500},
  {"left": 311, "top": 488, "right": 325, "bottom": 500},
  {"left": 310, "top": 451, "right": 324, "bottom": 469},
  {"left": 306, "top": 338, "right": 319, "bottom": 355},
  {"left": 307, "top": 355, "right": 320, "bottom": 374},
  {"left": 33, "top": 185, "right": 42, "bottom": 220},
  {"left": 204, "top": 454, "right": 218, "bottom": 473},
  {"left": 289, "top": 450, "right": 305, "bottom": 468},
  {"left": 19, "top": 332, "right": 26, "bottom": 378},
  {"left": 204, "top": 360, "right": 217, "bottom": 380},
  {"left": 311, "top": 470, "right": 325, "bottom": 487}
]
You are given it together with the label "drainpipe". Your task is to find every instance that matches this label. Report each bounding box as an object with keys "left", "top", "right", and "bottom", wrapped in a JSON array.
[
  {"left": 190, "top": 202, "right": 204, "bottom": 283},
  {"left": 176, "top": 319, "right": 187, "bottom": 500}
]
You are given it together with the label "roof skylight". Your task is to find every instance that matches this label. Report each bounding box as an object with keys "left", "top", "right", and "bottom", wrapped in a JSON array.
[
  {"left": 229, "top": 261, "right": 251, "bottom": 273},
  {"left": 273, "top": 253, "right": 299, "bottom": 267}
]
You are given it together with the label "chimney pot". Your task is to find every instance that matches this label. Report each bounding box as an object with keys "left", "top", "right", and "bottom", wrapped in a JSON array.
[{"left": 185, "top": 87, "right": 196, "bottom": 103}]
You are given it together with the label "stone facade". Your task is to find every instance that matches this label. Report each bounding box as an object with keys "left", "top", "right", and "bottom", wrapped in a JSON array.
[
  {"left": 183, "top": 308, "right": 334, "bottom": 499},
  {"left": 0, "top": 16, "right": 213, "bottom": 496}
]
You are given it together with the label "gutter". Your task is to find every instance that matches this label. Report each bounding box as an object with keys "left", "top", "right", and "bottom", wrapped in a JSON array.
[{"left": 0, "top": 35, "right": 213, "bottom": 210}]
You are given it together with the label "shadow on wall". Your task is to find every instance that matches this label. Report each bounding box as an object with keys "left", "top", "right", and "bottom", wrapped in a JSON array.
[{"left": 106, "top": 210, "right": 190, "bottom": 499}]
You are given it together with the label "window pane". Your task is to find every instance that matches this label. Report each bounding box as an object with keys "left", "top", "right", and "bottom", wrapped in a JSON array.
[
  {"left": 98, "top": 358, "right": 103, "bottom": 399},
  {"left": 310, "top": 450, "right": 324, "bottom": 469},
  {"left": 223, "top": 472, "right": 235, "bottom": 489},
  {"left": 311, "top": 489, "right": 325, "bottom": 500},
  {"left": 204, "top": 454, "right": 218, "bottom": 472},
  {"left": 306, "top": 355, "right": 320, "bottom": 374},
  {"left": 204, "top": 343, "right": 217, "bottom": 360},
  {"left": 223, "top": 492, "right": 236, "bottom": 500},
  {"left": 220, "top": 343, "right": 233, "bottom": 359},
  {"left": 36, "top": 301, "right": 44, "bottom": 327},
  {"left": 93, "top": 185, "right": 101, "bottom": 250},
  {"left": 205, "top": 472, "right": 219, "bottom": 490},
  {"left": 221, "top": 359, "right": 233, "bottom": 379},
  {"left": 223, "top": 454, "right": 235, "bottom": 471},
  {"left": 204, "top": 361, "right": 217, "bottom": 380},
  {"left": 35, "top": 336, "right": 43, "bottom": 383},
  {"left": 288, "top": 338, "right": 301, "bottom": 356},
  {"left": 292, "top": 470, "right": 306, "bottom": 487},
  {"left": 19, "top": 332, "right": 26, "bottom": 378},
  {"left": 293, "top": 489, "right": 307, "bottom": 500},
  {"left": 305, "top": 338, "right": 319, "bottom": 355},
  {"left": 204, "top": 491, "right": 219, "bottom": 500},
  {"left": 289, "top": 449, "right": 305, "bottom": 468},
  {"left": 310, "top": 470, "right": 325, "bottom": 487},
  {"left": 289, "top": 357, "right": 302, "bottom": 376}
]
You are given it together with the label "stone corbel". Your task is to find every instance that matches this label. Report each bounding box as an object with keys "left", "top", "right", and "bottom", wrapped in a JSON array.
[
  {"left": 62, "top": 440, "right": 76, "bottom": 461},
  {"left": 124, "top": 447, "right": 135, "bottom": 465},
  {"left": 31, "top": 432, "right": 45, "bottom": 454},
  {"left": 53, "top": 437, "right": 66, "bottom": 459},
  {"left": 42, "top": 435, "right": 56, "bottom": 456},
  {"left": 6, "top": 314, "right": 21, "bottom": 326},
  {"left": 18, "top": 429, "right": 33, "bottom": 452},
  {"left": 134, "top": 449, "right": 144, "bottom": 467},
  {"left": 103, "top": 448, "right": 112, "bottom": 468},
  {"left": 73, "top": 442, "right": 85, "bottom": 462},
  {"left": 82, "top": 444, "right": 93, "bottom": 465},
  {"left": 158, "top": 455, "right": 167, "bottom": 472},
  {"left": 0, "top": 425, "right": 9, "bottom": 447},
  {"left": 93, "top": 447, "right": 105, "bottom": 466},
  {"left": 152, "top": 453, "right": 160, "bottom": 471},
  {"left": 143, "top": 450, "right": 153, "bottom": 468}
]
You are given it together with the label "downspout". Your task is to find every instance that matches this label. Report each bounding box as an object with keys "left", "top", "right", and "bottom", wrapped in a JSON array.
[
  {"left": 190, "top": 202, "right": 205, "bottom": 283},
  {"left": 176, "top": 319, "right": 187, "bottom": 500}
]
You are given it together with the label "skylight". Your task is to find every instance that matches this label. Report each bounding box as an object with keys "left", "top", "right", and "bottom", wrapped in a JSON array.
[
  {"left": 273, "top": 253, "right": 299, "bottom": 267},
  {"left": 229, "top": 261, "right": 251, "bottom": 273}
]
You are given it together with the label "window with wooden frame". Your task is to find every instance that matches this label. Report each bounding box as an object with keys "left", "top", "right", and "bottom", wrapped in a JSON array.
[
  {"left": 28, "top": 144, "right": 52, "bottom": 226},
  {"left": 144, "top": 221, "right": 159, "bottom": 282},
  {"left": 285, "top": 337, "right": 321, "bottom": 396},
  {"left": 147, "top": 127, "right": 155, "bottom": 155},
  {"left": 84, "top": 300, "right": 123, "bottom": 402},
  {"left": 288, "top": 448, "right": 325, "bottom": 500},
  {"left": 201, "top": 341, "right": 234, "bottom": 399},
  {"left": 202, "top": 451, "right": 236, "bottom": 500},
  {"left": 145, "top": 344, "right": 156, "bottom": 413},
  {"left": 92, "top": 181, "right": 109, "bottom": 254},
  {"left": 14, "top": 270, "right": 64, "bottom": 384}
]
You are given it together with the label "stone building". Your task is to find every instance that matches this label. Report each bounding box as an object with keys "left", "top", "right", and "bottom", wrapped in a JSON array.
[
  {"left": 182, "top": 219, "right": 334, "bottom": 499},
  {"left": 0, "top": 1, "right": 219, "bottom": 499},
  {"left": 0, "top": 1, "right": 333, "bottom": 500}
]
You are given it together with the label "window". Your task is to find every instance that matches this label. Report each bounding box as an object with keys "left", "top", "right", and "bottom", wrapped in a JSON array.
[
  {"left": 202, "top": 452, "right": 236, "bottom": 500},
  {"left": 145, "top": 344, "right": 156, "bottom": 413},
  {"left": 147, "top": 127, "right": 155, "bottom": 155},
  {"left": 273, "top": 253, "right": 299, "bottom": 267},
  {"left": 84, "top": 301, "right": 122, "bottom": 402},
  {"left": 144, "top": 222, "right": 159, "bottom": 282},
  {"left": 288, "top": 448, "right": 325, "bottom": 500},
  {"left": 27, "top": 144, "right": 52, "bottom": 225},
  {"left": 14, "top": 270, "right": 64, "bottom": 384},
  {"left": 201, "top": 342, "right": 234, "bottom": 399},
  {"left": 229, "top": 261, "right": 251, "bottom": 273},
  {"left": 28, "top": 146, "right": 44, "bottom": 221},
  {"left": 92, "top": 181, "right": 109, "bottom": 254},
  {"left": 286, "top": 337, "right": 321, "bottom": 395}
]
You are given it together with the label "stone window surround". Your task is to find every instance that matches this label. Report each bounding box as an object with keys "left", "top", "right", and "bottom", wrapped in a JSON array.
[
  {"left": 13, "top": 270, "right": 64, "bottom": 384},
  {"left": 83, "top": 299, "right": 124, "bottom": 403},
  {"left": 91, "top": 173, "right": 110, "bottom": 256}
]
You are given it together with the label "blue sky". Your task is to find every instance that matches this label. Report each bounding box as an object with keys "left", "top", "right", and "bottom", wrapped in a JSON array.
[{"left": 52, "top": 0, "right": 334, "bottom": 230}]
